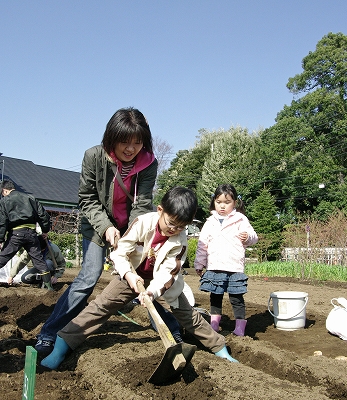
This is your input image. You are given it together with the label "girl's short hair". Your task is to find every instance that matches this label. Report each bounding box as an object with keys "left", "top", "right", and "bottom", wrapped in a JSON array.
[
  {"left": 210, "top": 184, "right": 245, "bottom": 214},
  {"left": 161, "top": 187, "right": 197, "bottom": 225},
  {"left": 102, "top": 107, "right": 153, "bottom": 154}
]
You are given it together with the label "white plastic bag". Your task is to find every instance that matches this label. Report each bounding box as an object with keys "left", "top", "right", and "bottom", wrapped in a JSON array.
[
  {"left": 0, "top": 255, "right": 26, "bottom": 283},
  {"left": 326, "top": 298, "right": 347, "bottom": 340}
]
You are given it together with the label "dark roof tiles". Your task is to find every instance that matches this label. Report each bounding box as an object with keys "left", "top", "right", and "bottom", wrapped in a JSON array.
[{"left": 1, "top": 156, "right": 79, "bottom": 206}]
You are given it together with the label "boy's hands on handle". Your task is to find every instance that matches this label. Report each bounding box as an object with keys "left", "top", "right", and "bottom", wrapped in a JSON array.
[
  {"left": 124, "top": 271, "right": 144, "bottom": 294},
  {"left": 125, "top": 268, "right": 154, "bottom": 304},
  {"left": 138, "top": 290, "right": 154, "bottom": 304},
  {"left": 127, "top": 265, "right": 154, "bottom": 305}
]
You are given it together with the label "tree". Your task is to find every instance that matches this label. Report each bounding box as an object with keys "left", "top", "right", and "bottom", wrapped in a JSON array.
[
  {"left": 155, "top": 33, "right": 347, "bottom": 225},
  {"left": 287, "top": 32, "right": 347, "bottom": 104},
  {"left": 259, "top": 116, "right": 339, "bottom": 215},
  {"left": 154, "top": 129, "right": 216, "bottom": 210},
  {"left": 196, "top": 127, "right": 261, "bottom": 215},
  {"left": 154, "top": 150, "right": 193, "bottom": 205},
  {"left": 258, "top": 32, "right": 347, "bottom": 218},
  {"left": 248, "top": 189, "right": 282, "bottom": 261},
  {"left": 284, "top": 32, "right": 347, "bottom": 162},
  {"left": 155, "top": 127, "right": 262, "bottom": 219},
  {"left": 152, "top": 136, "right": 174, "bottom": 178}
]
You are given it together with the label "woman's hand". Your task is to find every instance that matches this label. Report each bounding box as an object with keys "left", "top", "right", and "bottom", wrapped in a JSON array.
[
  {"left": 105, "top": 226, "right": 120, "bottom": 249},
  {"left": 195, "top": 269, "right": 204, "bottom": 277}
]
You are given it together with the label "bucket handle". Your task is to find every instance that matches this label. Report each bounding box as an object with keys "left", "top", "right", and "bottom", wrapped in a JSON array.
[{"left": 267, "top": 296, "right": 308, "bottom": 320}]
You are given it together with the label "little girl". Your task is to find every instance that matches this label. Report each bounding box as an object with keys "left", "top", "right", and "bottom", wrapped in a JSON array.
[{"left": 194, "top": 184, "right": 258, "bottom": 336}]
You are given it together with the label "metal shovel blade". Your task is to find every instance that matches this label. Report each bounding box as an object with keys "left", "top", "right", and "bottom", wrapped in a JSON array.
[{"left": 148, "top": 342, "right": 196, "bottom": 384}]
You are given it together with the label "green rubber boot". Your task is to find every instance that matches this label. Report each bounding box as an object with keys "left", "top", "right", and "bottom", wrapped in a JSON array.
[{"left": 41, "top": 271, "right": 54, "bottom": 291}]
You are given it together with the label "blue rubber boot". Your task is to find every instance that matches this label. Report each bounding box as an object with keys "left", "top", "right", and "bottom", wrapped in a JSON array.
[
  {"left": 41, "top": 336, "right": 71, "bottom": 369},
  {"left": 215, "top": 346, "right": 239, "bottom": 363}
]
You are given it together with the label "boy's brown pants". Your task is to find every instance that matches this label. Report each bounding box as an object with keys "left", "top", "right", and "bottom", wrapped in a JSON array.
[{"left": 59, "top": 275, "right": 225, "bottom": 353}]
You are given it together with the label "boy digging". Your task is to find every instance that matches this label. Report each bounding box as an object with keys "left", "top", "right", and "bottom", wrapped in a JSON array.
[{"left": 41, "top": 186, "right": 238, "bottom": 370}]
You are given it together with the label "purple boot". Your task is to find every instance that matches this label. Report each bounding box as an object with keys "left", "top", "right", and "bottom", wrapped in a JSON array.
[
  {"left": 232, "top": 319, "right": 247, "bottom": 336},
  {"left": 210, "top": 314, "right": 221, "bottom": 332}
]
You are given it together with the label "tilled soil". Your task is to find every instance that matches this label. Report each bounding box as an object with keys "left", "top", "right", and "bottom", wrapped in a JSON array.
[{"left": 0, "top": 267, "right": 347, "bottom": 399}]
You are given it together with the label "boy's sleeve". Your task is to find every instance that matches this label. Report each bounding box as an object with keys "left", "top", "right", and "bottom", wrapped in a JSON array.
[
  {"left": 146, "top": 239, "right": 187, "bottom": 302},
  {"left": 110, "top": 218, "right": 143, "bottom": 278}
]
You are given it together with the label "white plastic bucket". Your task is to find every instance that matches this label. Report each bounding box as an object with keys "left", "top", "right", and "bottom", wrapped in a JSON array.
[{"left": 268, "top": 291, "right": 308, "bottom": 331}]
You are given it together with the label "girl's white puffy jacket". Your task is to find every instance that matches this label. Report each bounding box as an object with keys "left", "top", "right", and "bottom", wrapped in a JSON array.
[{"left": 194, "top": 209, "right": 258, "bottom": 273}]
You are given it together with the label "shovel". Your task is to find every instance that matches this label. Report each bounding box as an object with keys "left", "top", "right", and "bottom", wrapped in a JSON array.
[
  {"left": 45, "top": 238, "right": 59, "bottom": 270},
  {"left": 132, "top": 268, "right": 196, "bottom": 384}
]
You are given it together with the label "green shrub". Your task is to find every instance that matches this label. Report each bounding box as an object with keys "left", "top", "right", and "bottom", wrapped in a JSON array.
[
  {"left": 186, "top": 238, "right": 198, "bottom": 267},
  {"left": 47, "top": 232, "right": 82, "bottom": 260}
]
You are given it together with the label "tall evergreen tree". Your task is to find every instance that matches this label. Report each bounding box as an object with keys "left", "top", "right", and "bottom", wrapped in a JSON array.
[
  {"left": 196, "top": 127, "right": 261, "bottom": 215},
  {"left": 248, "top": 189, "right": 282, "bottom": 261},
  {"left": 259, "top": 32, "right": 347, "bottom": 217}
]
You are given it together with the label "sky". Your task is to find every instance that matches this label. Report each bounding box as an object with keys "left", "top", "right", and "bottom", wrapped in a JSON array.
[{"left": 1, "top": 0, "right": 347, "bottom": 173}]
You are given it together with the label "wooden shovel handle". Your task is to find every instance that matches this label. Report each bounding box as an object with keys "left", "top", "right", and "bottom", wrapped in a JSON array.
[
  {"left": 130, "top": 266, "right": 176, "bottom": 350},
  {"left": 45, "top": 238, "right": 58, "bottom": 270},
  {"left": 130, "top": 266, "right": 187, "bottom": 372}
]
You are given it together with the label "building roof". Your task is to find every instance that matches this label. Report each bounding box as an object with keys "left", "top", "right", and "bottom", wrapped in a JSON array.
[{"left": 0, "top": 156, "right": 80, "bottom": 210}]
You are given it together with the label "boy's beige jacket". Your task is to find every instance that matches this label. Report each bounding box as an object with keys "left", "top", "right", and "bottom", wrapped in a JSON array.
[{"left": 110, "top": 212, "right": 187, "bottom": 308}]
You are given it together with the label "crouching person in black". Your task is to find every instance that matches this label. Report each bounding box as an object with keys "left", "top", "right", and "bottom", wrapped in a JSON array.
[{"left": 8, "top": 233, "right": 66, "bottom": 288}]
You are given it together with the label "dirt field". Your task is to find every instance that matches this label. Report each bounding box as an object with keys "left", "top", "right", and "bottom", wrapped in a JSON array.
[{"left": 1, "top": 266, "right": 347, "bottom": 400}]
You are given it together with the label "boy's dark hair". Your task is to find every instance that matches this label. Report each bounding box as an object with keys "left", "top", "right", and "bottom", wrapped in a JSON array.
[
  {"left": 1, "top": 179, "right": 15, "bottom": 191},
  {"left": 161, "top": 187, "right": 197, "bottom": 224},
  {"left": 102, "top": 107, "right": 153, "bottom": 154},
  {"left": 210, "top": 184, "right": 245, "bottom": 214}
]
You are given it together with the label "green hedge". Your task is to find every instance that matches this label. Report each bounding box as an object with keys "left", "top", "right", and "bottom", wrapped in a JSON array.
[
  {"left": 47, "top": 232, "right": 82, "bottom": 261},
  {"left": 186, "top": 238, "right": 198, "bottom": 267}
]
